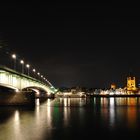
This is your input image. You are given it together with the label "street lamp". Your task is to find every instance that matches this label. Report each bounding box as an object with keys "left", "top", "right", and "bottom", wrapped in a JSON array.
[
  {"left": 32, "top": 68, "right": 36, "bottom": 78},
  {"left": 41, "top": 75, "right": 43, "bottom": 82},
  {"left": 12, "top": 54, "right": 16, "bottom": 70},
  {"left": 33, "top": 69, "right": 36, "bottom": 72},
  {"left": 26, "top": 64, "right": 30, "bottom": 76},
  {"left": 20, "top": 60, "right": 24, "bottom": 74},
  {"left": 37, "top": 72, "right": 41, "bottom": 81}
]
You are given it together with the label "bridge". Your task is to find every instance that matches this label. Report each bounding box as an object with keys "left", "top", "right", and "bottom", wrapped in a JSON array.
[{"left": 0, "top": 65, "right": 57, "bottom": 97}]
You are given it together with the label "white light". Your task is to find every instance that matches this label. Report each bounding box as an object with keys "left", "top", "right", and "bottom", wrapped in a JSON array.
[
  {"left": 36, "top": 98, "right": 40, "bottom": 106},
  {"left": 32, "top": 89, "right": 39, "bottom": 95},
  {"left": 47, "top": 99, "right": 51, "bottom": 106},
  {"left": 33, "top": 69, "right": 36, "bottom": 72},
  {"left": 55, "top": 89, "right": 58, "bottom": 92},
  {"left": 37, "top": 72, "right": 40, "bottom": 75},
  {"left": 15, "top": 89, "right": 19, "bottom": 92},
  {"left": 41, "top": 75, "right": 43, "bottom": 78},
  {"left": 14, "top": 110, "right": 19, "bottom": 122},
  {"left": 109, "top": 92, "right": 114, "bottom": 95},
  {"left": 26, "top": 64, "right": 30, "bottom": 68},
  {"left": 20, "top": 60, "right": 24, "bottom": 64},
  {"left": 12, "top": 54, "right": 16, "bottom": 59},
  {"left": 64, "top": 98, "right": 67, "bottom": 107}
]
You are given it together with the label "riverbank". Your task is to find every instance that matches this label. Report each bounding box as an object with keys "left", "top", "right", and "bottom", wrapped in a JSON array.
[
  {"left": 55, "top": 94, "right": 86, "bottom": 98},
  {"left": 0, "top": 91, "right": 35, "bottom": 106},
  {"left": 87, "top": 94, "right": 140, "bottom": 98}
]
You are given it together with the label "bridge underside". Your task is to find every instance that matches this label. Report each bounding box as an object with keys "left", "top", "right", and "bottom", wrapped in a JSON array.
[{"left": 22, "top": 86, "right": 51, "bottom": 98}]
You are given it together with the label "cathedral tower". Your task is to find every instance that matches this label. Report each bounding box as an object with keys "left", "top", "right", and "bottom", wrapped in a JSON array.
[{"left": 127, "top": 77, "right": 137, "bottom": 91}]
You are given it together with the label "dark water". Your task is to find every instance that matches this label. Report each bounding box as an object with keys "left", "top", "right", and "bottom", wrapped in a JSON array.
[{"left": 0, "top": 97, "right": 140, "bottom": 140}]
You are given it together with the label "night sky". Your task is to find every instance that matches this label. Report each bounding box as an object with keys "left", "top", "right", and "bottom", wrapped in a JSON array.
[{"left": 0, "top": 2, "right": 140, "bottom": 88}]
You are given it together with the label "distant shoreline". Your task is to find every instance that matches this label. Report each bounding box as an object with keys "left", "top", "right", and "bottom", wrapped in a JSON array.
[
  {"left": 87, "top": 94, "right": 140, "bottom": 98},
  {"left": 55, "top": 94, "right": 140, "bottom": 98}
]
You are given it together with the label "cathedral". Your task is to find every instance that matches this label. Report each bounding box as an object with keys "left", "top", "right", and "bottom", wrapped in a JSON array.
[{"left": 127, "top": 77, "right": 137, "bottom": 91}]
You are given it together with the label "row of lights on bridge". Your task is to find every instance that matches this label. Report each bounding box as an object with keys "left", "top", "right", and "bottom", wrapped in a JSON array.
[{"left": 11, "top": 53, "right": 52, "bottom": 85}]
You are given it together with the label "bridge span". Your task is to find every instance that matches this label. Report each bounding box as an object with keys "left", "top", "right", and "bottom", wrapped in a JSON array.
[{"left": 0, "top": 65, "right": 57, "bottom": 96}]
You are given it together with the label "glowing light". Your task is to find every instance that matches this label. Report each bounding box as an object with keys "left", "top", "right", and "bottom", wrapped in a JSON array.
[
  {"left": 64, "top": 98, "right": 67, "bottom": 107},
  {"left": 47, "top": 99, "right": 51, "bottom": 106},
  {"left": 26, "top": 64, "right": 30, "bottom": 76},
  {"left": 12, "top": 54, "right": 16, "bottom": 59},
  {"left": 14, "top": 110, "right": 20, "bottom": 122},
  {"left": 20, "top": 60, "right": 24, "bottom": 73},
  {"left": 33, "top": 69, "right": 36, "bottom": 72},
  {"left": 12, "top": 54, "right": 17, "bottom": 70},
  {"left": 26, "top": 64, "right": 30, "bottom": 68},
  {"left": 13, "top": 76, "right": 18, "bottom": 87},
  {"left": 36, "top": 98, "right": 40, "bottom": 106},
  {"left": 47, "top": 99, "right": 51, "bottom": 128},
  {"left": 31, "top": 89, "right": 40, "bottom": 95},
  {"left": 0, "top": 73, "right": 8, "bottom": 83},
  {"left": 15, "top": 89, "right": 19, "bottom": 92},
  {"left": 109, "top": 92, "right": 114, "bottom": 95},
  {"left": 55, "top": 89, "right": 58, "bottom": 92},
  {"left": 20, "top": 60, "right": 24, "bottom": 64},
  {"left": 110, "top": 98, "right": 115, "bottom": 106},
  {"left": 37, "top": 72, "right": 40, "bottom": 75},
  {"left": 109, "top": 98, "right": 115, "bottom": 127}
]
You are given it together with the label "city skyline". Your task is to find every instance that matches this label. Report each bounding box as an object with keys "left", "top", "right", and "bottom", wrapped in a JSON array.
[{"left": 0, "top": 2, "right": 140, "bottom": 88}]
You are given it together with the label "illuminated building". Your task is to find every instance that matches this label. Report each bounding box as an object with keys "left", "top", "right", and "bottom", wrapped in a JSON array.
[
  {"left": 127, "top": 77, "right": 137, "bottom": 91},
  {"left": 111, "top": 83, "right": 116, "bottom": 90}
]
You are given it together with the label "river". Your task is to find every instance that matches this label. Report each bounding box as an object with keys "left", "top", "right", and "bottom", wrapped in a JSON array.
[{"left": 0, "top": 97, "right": 140, "bottom": 140}]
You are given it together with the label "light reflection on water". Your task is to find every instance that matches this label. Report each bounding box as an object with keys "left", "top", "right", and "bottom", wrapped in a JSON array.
[{"left": 0, "top": 97, "right": 140, "bottom": 140}]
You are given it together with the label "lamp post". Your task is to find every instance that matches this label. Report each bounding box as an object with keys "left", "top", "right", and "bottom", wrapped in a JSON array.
[
  {"left": 26, "top": 64, "right": 30, "bottom": 76},
  {"left": 20, "top": 60, "right": 24, "bottom": 74},
  {"left": 41, "top": 75, "right": 43, "bottom": 82},
  {"left": 37, "top": 72, "right": 40, "bottom": 81},
  {"left": 32, "top": 68, "right": 36, "bottom": 78},
  {"left": 12, "top": 54, "right": 16, "bottom": 70}
]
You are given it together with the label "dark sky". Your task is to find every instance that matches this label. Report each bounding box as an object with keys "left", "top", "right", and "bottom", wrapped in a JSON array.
[{"left": 0, "top": 2, "right": 140, "bottom": 88}]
